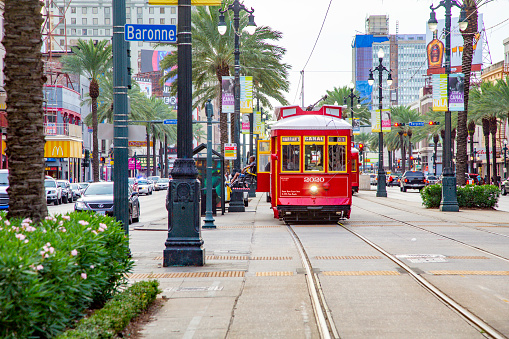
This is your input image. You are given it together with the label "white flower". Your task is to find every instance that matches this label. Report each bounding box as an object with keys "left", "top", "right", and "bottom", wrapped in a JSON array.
[
  {"left": 24, "top": 239, "right": 29, "bottom": 243},
  {"left": 91, "top": 230, "right": 98, "bottom": 235},
  {"left": 90, "top": 265, "right": 95, "bottom": 269},
  {"left": 81, "top": 273, "right": 87, "bottom": 279},
  {"left": 49, "top": 247, "right": 55, "bottom": 254},
  {"left": 4, "top": 220, "right": 10, "bottom": 226},
  {"left": 62, "top": 215, "right": 71, "bottom": 220},
  {"left": 21, "top": 222, "right": 30, "bottom": 228},
  {"left": 78, "top": 220, "right": 89, "bottom": 226},
  {"left": 40, "top": 251, "right": 45, "bottom": 255},
  {"left": 44, "top": 254, "right": 49, "bottom": 258},
  {"left": 45, "top": 216, "right": 53, "bottom": 220},
  {"left": 71, "top": 249, "right": 78, "bottom": 256},
  {"left": 98, "top": 227, "right": 104, "bottom": 232},
  {"left": 25, "top": 226, "right": 36, "bottom": 232},
  {"left": 35, "top": 265, "right": 44, "bottom": 271},
  {"left": 42, "top": 229, "right": 47, "bottom": 233},
  {"left": 59, "top": 221, "right": 63, "bottom": 226},
  {"left": 22, "top": 218, "right": 32, "bottom": 224},
  {"left": 15, "top": 233, "right": 26, "bottom": 241},
  {"left": 99, "top": 223, "right": 108, "bottom": 229}
]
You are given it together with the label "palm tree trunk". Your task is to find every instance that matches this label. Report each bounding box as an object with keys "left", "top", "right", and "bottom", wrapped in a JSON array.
[
  {"left": 217, "top": 66, "right": 230, "bottom": 155},
  {"left": 468, "top": 121, "right": 476, "bottom": 173},
  {"left": 433, "top": 135, "right": 439, "bottom": 175},
  {"left": 482, "top": 118, "right": 491, "bottom": 184},
  {"left": 4, "top": 0, "right": 47, "bottom": 222},
  {"left": 490, "top": 117, "right": 498, "bottom": 186},
  {"left": 458, "top": 2, "right": 478, "bottom": 186}
]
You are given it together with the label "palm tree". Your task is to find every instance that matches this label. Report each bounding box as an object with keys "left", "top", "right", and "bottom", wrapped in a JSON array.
[
  {"left": 390, "top": 106, "right": 422, "bottom": 171},
  {"left": 60, "top": 39, "right": 112, "bottom": 182},
  {"left": 159, "top": 3, "right": 290, "bottom": 152},
  {"left": 3, "top": 0, "right": 47, "bottom": 221}
]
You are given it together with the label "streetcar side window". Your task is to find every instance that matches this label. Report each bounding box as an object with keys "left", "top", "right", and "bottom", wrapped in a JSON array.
[
  {"left": 352, "top": 158, "right": 357, "bottom": 172},
  {"left": 328, "top": 136, "right": 347, "bottom": 172},
  {"left": 282, "top": 145, "right": 300, "bottom": 172},
  {"left": 258, "top": 140, "right": 271, "bottom": 173},
  {"left": 303, "top": 136, "right": 325, "bottom": 172}
]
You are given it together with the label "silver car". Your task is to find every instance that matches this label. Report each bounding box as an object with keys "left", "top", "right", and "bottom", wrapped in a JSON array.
[
  {"left": 156, "top": 178, "right": 170, "bottom": 191},
  {"left": 137, "top": 179, "right": 153, "bottom": 195}
]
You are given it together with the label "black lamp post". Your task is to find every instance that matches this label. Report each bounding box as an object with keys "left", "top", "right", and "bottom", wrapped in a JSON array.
[
  {"left": 428, "top": 0, "right": 467, "bottom": 211},
  {"left": 218, "top": 1, "right": 256, "bottom": 212},
  {"left": 368, "top": 48, "right": 392, "bottom": 198},
  {"left": 503, "top": 142, "right": 508, "bottom": 179},
  {"left": 163, "top": 0, "right": 204, "bottom": 267},
  {"left": 343, "top": 82, "right": 361, "bottom": 142},
  {"left": 203, "top": 100, "right": 216, "bottom": 229}
]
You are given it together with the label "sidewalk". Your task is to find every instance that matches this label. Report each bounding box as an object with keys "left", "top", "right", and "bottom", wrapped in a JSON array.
[{"left": 127, "top": 191, "right": 508, "bottom": 338}]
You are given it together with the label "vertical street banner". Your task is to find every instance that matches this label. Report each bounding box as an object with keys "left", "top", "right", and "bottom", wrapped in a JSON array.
[
  {"left": 347, "top": 118, "right": 361, "bottom": 135},
  {"left": 222, "top": 76, "right": 234, "bottom": 113},
  {"left": 432, "top": 74, "right": 448, "bottom": 111},
  {"left": 240, "top": 76, "right": 253, "bottom": 113},
  {"left": 448, "top": 73, "right": 465, "bottom": 111},
  {"left": 253, "top": 111, "right": 263, "bottom": 134},
  {"left": 224, "top": 143, "right": 237, "bottom": 160},
  {"left": 371, "top": 109, "right": 391, "bottom": 133},
  {"left": 242, "top": 113, "right": 250, "bottom": 134}
]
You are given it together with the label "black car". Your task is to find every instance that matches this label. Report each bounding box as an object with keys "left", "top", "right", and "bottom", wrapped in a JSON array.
[
  {"left": 57, "top": 180, "right": 73, "bottom": 203},
  {"left": 74, "top": 182, "right": 140, "bottom": 224},
  {"left": 400, "top": 171, "right": 426, "bottom": 192}
]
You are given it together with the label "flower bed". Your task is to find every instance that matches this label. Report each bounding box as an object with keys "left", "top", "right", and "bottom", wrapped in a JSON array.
[
  {"left": 420, "top": 184, "right": 500, "bottom": 209},
  {"left": 0, "top": 212, "right": 133, "bottom": 338}
]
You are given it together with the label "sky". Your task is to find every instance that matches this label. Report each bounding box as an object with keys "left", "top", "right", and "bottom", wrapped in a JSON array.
[{"left": 247, "top": 0, "right": 509, "bottom": 109}]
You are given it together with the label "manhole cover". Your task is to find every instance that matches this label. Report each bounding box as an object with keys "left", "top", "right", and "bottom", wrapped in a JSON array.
[{"left": 396, "top": 254, "right": 447, "bottom": 263}]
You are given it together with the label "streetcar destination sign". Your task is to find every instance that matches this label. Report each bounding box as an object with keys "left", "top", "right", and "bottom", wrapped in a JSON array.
[{"left": 124, "top": 24, "right": 176, "bottom": 43}]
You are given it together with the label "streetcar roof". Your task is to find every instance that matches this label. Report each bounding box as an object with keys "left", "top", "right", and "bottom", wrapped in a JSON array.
[{"left": 270, "top": 114, "right": 352, "bottom": 131}]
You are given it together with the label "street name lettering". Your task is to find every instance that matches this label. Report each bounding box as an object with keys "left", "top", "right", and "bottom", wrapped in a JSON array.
[{"left": 124, "top": 24, "right": 176, "bottom": 43}]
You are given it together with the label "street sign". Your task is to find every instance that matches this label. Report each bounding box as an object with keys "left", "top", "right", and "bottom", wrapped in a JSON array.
[
  {"left": 164, "top": 119, "right": 178, "bottom": 125},
  {"left": 408, "top": 121, "right": 425, "bottom": 127},
  {"left": 124, "top": 24, "right": 176, "bottom": 43},
  {"left": 224, "top": 143, "right": 237, "bottom": 160},
  {"left": 149, "top": 0, "right": 221, "bottom": 5}
]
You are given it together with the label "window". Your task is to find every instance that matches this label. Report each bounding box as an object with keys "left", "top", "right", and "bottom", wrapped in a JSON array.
[
  {"left": 126, "top": 7, "right": 130, "bottom": 14},
  {"left": 160, "top": 8, "right": 165, "bottom": 14},
  {"left": 92, "top": 7, "right": 98, "bottom": 14},
  {"left": 71, "top": 18, "right": 76, "bottom": 24},
  {"left": 137, "top": 18, "right": 143, "bottom": 24},
  {"left": 160, "top": 18, "right": 165, "bottom": 24},
  {"left": 149, "top": 7, "right": 154, "bottom": 14},
  {"left": 82, "top": 29, "right": 87, "bottom": 36},
  {"left": 71, "top": 7, "right": 76, "bottom": 13},
  {"left": 105, "top": 7, "right": 110, "bottom": 14},
  {"left": 138, "top": 41, "right": 143, "bottom": 47},
  {"left": 71, "top": 28, "right": 76, "bottom": 35},
  {"left": 93, "top": 18, "right": 98, "bottom": 25},
  {"left": 149, "top": 18, "right": 154, "bottom": 24},
  {"left": 137, "top": 7, "right": 142, "bottom": 14},
  {"left": 59, "top": 29, "right": 64, "bottom": 35},
  {"left": 281, "top": 137, "right": 300, "bottom": 172},
  {"left": 82, "top": 7, "right": 87, "bottom": 14},
  {"left": 105, "top": 29, "right": 110, "bottom": 36},
  {"left": 105, "top": 18, "right": 110, "bottom": 25},
  {"left": 82, "top": 18, "right": 87, "bottom": 25},
  {"left": 304, "top": 136, "right": 324, "bottom": 172},
  {"left": 257, "top": 141, "right": 270, "bottom": 173},
  {"left": 171, "top": 7, "right": 176, "bottom": 14},
  {"left": 60, "top": 39, "right": 65, "bottom": 46},
  {"left": 328, "top": 136, "right": 347, "bottom": 172},
  {"left": 93, "top": 29, "right": 98, "bottom": 35},
  {"left": 171, "top": 18, "right": 176, "bottom": 25}
]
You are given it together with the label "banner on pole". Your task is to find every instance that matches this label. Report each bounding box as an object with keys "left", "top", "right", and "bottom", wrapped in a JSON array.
[
  {"left": 242, "top": 113, "right": 250, "bottom": 134},
  {"left": 347, "top": 118, "right": 361, "bottom": 135},
  {"left": 224, "top": 143, "right": 237, "bottom": 160},
  {"left": 448, "top": 73, "right": 464, "bottom": 111},
  {"left": 371, "top": 109, "right": 391, "bottom": 133},
  {"left": 222, "top": 76, "right": 234, "bottom": 113},
  {"left": 240, "top": 76, "right": 253, "bottom": 113},
  {"left": 432, "top": 74, "right": 448, "bottom": 111},
  {"left": 253, "top": 111, "right": 263, "bottom": 134}
]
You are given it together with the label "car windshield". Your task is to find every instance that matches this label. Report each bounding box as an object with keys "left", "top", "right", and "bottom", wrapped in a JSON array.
[
  {"left": 44, "top": 180, "right": 56, "bottom": 188},
  {"left": 57, "top": 182, "right": 66, "bottom": 187},
  {"left": 427, "top": 176, "right": 437, "bottom": 180},
  {"left": 79, "top": 183, "right": 89, "bottom": 189},
  {"left": 158, "top": 178, "right": 169, "bottom": 183},
  {"left": 138, "top": 180, "right": 148, "bottom": 185},
  {"left": 128, "top": 178, "right": 135, "bottom": 184},
  {"left": 70, "top": 184, "right": 80, "bottom": 189},
  {"left": 0, "top": 172, "right": 8, "bottom": 185},
  {"left": 84, "top": 184, "right": 113, "bottom": 195}
]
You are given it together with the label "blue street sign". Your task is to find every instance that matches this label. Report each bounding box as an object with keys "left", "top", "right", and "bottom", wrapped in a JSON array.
[
  {"left": 124, "top": 24, "right": 177, "bottom": 43},
  {"left": 164, "top": 119, "right": 178, "bottom": 125},
  {"left": 408, "top": 121, "right": 425, "bottom": 127}
]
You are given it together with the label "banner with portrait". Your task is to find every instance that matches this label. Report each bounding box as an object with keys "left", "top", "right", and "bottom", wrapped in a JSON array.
[
  {"left": 371, "top": 109, "right": 391, "bottom": 133},
  {"left": 221, "top": 76, "right": 234, "bottom": 113},
  {"left": 448, "top": 73, "right": 464, "bottom": 111}
]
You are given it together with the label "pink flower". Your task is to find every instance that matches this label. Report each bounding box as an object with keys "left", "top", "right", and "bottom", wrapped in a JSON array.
[
  {"left": 45, "top": 216, "right": 54, "bottom": 221},
  {"left": 25, "top": 226, "right": 36, "bottom": 232},
  {"left": 62, "top": 215, "right": 71, "bottom": 220},
  {"left": 71, "top": 249, "right": 78, "bottom": 256},
  {"left": 81, "top": 273, "right": 87, "bottom": 279},
  {"left": 15, "top": 233, "right": 26, "bottom": 241},
  {"left": 35, "top": 265, "right": 44, "bottom": 271},
  {"left": 99, "top": 223, "right": 108, "bottom": 229},
  {"left": 98, "top": 227, "right": 104, "bottom": 232},
  {"left": 90, "top": 265, "right": 95, "bottom": 269},
  {"left": 21, "top": 222, "right": 30, "bottom": 228},
  {"left": 4, "top": 220, "right": 10, "bottom": 226},
  {"left": 24, "top": 239, "right": 29, "bottom": 244},
  {"left": 92, "top": 230, "right": 98, "bottom": 235},
  {"left": 78, "top": 220, "right": 89, "bottom": 226},
  {"left": 22, "top": 218, "right": 32, "bottom": 224}
]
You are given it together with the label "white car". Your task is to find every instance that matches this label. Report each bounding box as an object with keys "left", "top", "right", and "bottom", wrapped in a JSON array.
[
  {"left": 45, "top": 176, "right": 62, "bottom": 205},
  {"left": 0, "top": 169, "right": 9, "bottom": 210},
  {"left": 137, "top": 179, "right": 153, "bottom": 195},
  {"left": 156, "top": 178, "right": 170, "bottom": 191}
]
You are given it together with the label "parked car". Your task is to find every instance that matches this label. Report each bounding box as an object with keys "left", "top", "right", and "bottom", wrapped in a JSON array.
[
  {"left": 148, "top": 176, "right": 160, "bottom": 190},
  {"left": 70, "top": 183, "right": 83, "bottom": 201},
  {"left": 0, "top": 169, "right": 9, "bottom": 210},
  {"left": 137, "top": 179, "right": 153, "bottom": 195},
  {"left": 425, "top": 175, "right": 439, "bottom": 185},
  {"left": 56, "top": 180, "right": 73, "bottom": 203},
  {"left": 77, "top": 182, "right": 90, "bottom": 195},
  {"left": 400, "top": 171, "right": 426, "bottom": 192},
  {"left": 370, "top": 174, "right": 377, "bottom": 185},
  {"left": 500, "top": 178, "right": 509, "bottom": 195},
  {"left": 387, "top": 174, "right": 400, "bottom": 187},
  {"left": 45, "top": 177, "right": 62, "bottom": 205},
  {"left": 156, "top": 178, "right": 170, "bottom": 191},
  {"left": 74, "top": 182, "right": 140, "bottom": 223},
  {"left": 128, "top": 177, "right": 138, "bottom": 192}
]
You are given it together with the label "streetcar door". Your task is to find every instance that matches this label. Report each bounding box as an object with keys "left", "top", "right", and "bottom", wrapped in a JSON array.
[{"left": 256, "top": 139, "right": 271, "bottom": 192}]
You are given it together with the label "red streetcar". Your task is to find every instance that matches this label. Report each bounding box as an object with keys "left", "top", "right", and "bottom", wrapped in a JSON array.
[
  {"left": 257, "top": 105, "right": 353, "bottom": 222},
  {"left": 351, "top": 147, "right": 359, "bottom": 194}
]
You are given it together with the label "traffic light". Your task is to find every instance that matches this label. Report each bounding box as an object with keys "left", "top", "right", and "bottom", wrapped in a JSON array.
[
  {"left": 100, "top": 157, "right": 105, "bottom": 164},
  {"left": 358, "top": 143, "right": 364, "bottom": 153},
  {"left": 429, "top": 121, "right": 440, "bottom": 125},
  {"left": 394, "top": 122, "right": 405, "bottom": 127},
  {"left": 83, "top": 149, "right": 90, "bottom": 167}
]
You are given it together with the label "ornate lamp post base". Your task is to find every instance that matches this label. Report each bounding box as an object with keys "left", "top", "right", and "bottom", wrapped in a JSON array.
[
  {"left": 376, "top": 171, "right": 387, "bottom": 197},
  {"left": 163, "top": 158, "right": 204, "bottom": 266},
  {"left": 440, "top": 173, "right": 459, "bottom": 212},
  {"left": 228, "top": 190, "right": 246, "bottom": 212}
]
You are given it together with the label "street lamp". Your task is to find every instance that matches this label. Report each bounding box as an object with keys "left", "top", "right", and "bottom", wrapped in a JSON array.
[
  {"left": 428, "top": 0, "right": 467, "bottom": 212},
  {"left": 368, "top": 48, "right": 392, "bottom": 198},
  {"left": 343, "top": 82, "right": 361, "bottom": 142},
  {"left": 218, "top": 0, "right": 256, "bottom": 212},
  {"left": 503, "top": 141, "right": 508, "bottom": 179}
]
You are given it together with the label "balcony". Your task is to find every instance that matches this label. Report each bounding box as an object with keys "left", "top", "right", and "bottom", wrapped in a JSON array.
[{"left": 44, "top": 123, "right": 82, "bottom": 139}]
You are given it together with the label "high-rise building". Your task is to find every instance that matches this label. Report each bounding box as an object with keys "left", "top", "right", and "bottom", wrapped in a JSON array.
[
  {"left": 352, "top": 15, "right": 427, "bottom": 108},
  {"left": 45, "top": 0, "right": 177, "bottom": 75}
]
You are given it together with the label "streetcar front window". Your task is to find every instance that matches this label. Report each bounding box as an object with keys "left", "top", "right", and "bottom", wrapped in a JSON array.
[
  {"left": 282, "top": 144, "right": 300, "bottom": 172},
  {"left": 304, "top": 144, "right": 324, "bottom": 172}
]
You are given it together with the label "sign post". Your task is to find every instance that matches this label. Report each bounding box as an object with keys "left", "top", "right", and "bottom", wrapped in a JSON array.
[{"left": 124, "top": 24, "right": 177, "bottom": 43}]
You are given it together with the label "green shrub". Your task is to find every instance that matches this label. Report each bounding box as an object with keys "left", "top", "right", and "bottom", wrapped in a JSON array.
[
  {"left": 0, "top": 212, "right": 133, "bottom": 338},
  {"left": 57, "top": 280, "right": 160, "bottom": 339},
  {"left": 420, "top": 184, "right": 500, "bottom": 209}
]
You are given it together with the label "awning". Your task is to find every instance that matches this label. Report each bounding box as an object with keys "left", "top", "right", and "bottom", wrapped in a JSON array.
[{"left": 44, "top": 140, "right": 82, "bottom": 158}]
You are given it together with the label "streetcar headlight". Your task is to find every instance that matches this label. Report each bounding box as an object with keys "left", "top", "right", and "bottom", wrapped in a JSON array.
[{"left": 310, "top": 185, "right": 318, "bottom": 194}]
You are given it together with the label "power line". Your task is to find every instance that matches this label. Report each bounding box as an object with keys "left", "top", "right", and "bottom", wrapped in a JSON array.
[{"left": 301, "top": 0, "right": 333, "bottom": 71}]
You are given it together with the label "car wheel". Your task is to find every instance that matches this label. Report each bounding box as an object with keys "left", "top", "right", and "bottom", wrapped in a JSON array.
[
  {"left": 402, "top": 186, "right": 407, "bottom": 192},
  {"left": 502, "top": 186, "right": 507, "bottom": 196},
  {"left": 400, "top": 186, "right": 403, "bottom": 192},
  {"left": 62, "top": 195, "right": 68, "bottom": 204},
  {"left": 54, "top": 199, "right": 58, "bottom": 206},
  {"left": 133, "top": 205, "right": 140, "bottom": 223},
  {"left": 58, "top": 196, "right": 62, "bottom": 205}
]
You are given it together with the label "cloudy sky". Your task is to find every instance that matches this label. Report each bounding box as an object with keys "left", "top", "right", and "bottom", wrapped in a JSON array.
[{"left": 248, "top": 0, "right": 509, "bottom": 109}]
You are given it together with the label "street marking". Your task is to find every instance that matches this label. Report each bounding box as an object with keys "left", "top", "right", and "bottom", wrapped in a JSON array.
[
  {"left": 322, "top": 271, "right": 400, "bottom": 276},
  {"left": 128, "top": 271, "right": 245, "bottom": 279},
  {"left": 446, "top": 256, "right": 490, "bottom": 259},
  {"left": 255, "top": 271, "right": 294, "bottom": 276},
  {"left": 315, "top": 255, "right": 382, "bottom": 260},
  {"left": 430, "top": 271, "right": 509, "bottom": 276}
]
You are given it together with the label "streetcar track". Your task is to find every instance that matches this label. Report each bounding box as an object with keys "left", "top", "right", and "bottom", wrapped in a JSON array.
[
  {"left": 337, "top": 222, "right": 506, "bottom": 339},
  {"left": 353, "top": 197, "right": 509, "bottom": 263}
]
